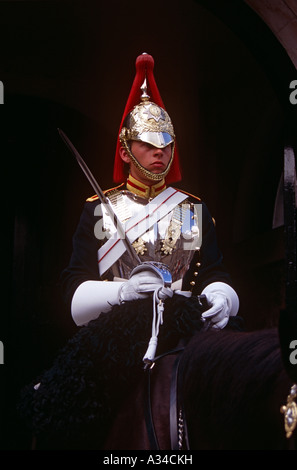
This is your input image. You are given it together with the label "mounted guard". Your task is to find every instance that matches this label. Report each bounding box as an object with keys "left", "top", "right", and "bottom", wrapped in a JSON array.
[{"left": 19, "top": 53, "right": 240, "bottom": 449}]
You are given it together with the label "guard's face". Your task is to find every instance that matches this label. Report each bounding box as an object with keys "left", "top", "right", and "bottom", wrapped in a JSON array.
[{"left": 120, "top": 141, "right": 172, "bottom": 184}]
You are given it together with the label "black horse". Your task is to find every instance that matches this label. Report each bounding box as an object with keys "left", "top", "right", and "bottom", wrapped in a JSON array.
[
  {"left": 179, "top": 328, "right": 296, "bottom": 450},
  {"left": 103, "top": 327, "right": 296, "bottom": 450},
  {"left": 19, "top": 294, "right": 297, "bottom": 450}
]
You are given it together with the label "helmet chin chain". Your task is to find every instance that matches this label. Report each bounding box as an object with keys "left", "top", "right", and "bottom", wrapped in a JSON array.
[{"left": 121, "top": 139, "right": 175, "bottom": 182}]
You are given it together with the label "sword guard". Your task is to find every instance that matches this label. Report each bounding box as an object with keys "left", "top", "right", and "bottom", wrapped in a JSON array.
[{"left": 129, "top": 261, "right": 172, "bottom": 288}]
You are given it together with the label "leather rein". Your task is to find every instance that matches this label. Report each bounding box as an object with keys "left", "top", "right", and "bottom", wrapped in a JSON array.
[{"left": 143, "top": 345, "right": 190, "bottom": 451}]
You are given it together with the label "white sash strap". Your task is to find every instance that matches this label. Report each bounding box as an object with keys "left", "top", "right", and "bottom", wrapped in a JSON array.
[{"left": 98, "top": 187, "right": 188, "bottom": 276}]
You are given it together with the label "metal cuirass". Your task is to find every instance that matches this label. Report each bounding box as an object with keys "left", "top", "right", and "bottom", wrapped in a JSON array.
[{"left": 100, "top": 188, "right": 201, "bottom": 283}]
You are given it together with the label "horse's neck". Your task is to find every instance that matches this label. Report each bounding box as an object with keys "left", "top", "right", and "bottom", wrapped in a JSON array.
[{"left": 103, "top": 354, "right": 176, "bottom": 450}]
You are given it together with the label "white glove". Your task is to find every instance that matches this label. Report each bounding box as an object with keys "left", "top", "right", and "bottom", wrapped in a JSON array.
[
  {"left": 71, "top": 269, "right": 173, "bottom": 327},
  {"left": 201, "top": 282, "right": 239, "bottom": 330},
  {"left": 71, "top": 280, "right": 125, "bottom": 326},
  {"left": 119, "top": 270, "right": 173, "bottom": 303}
]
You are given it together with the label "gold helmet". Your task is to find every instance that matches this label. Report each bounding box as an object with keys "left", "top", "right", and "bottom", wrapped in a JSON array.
[
  {"left": 120, "top": 79, "right": 175, "bottom": 148},
  {"left": 113, "top": 53, "right": 181, "bottom": 184},
  {"left": 119, "top": 80, "right": 175, "bottom": 181}
]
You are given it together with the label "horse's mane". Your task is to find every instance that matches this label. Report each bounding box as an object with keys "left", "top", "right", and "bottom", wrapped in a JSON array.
[
  {"left": 179, "top": 328, "right": 291, "bottom": 449},
  {"left": 18, "top": 294, "right": 204, "bottom": 448}
]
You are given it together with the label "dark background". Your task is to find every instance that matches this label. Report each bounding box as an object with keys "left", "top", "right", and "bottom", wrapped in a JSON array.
[{"left": 0, "top": 0, "right": 296, "bottom": 450}]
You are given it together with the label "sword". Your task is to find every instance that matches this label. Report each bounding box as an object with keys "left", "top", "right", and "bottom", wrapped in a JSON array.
[{"left": 57, "top": 128, "right": 141, "bottom": 266}]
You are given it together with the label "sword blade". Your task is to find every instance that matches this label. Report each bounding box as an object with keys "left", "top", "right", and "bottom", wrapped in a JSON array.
[{"left": 58, "top": 128, "right": 141, "bottom": 265}]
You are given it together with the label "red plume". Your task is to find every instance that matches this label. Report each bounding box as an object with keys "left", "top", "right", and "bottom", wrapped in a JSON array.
[{"left": 113, "top": 53, "right": 182, "bottom": 184}]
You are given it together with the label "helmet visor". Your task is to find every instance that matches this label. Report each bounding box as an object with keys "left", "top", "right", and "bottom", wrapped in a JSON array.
[{"left": 134, "top": 131, "right": 174, "bottom": 148}]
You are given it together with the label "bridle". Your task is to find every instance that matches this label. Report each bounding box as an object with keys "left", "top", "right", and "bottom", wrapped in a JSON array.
[{"left": 143, "top": 344, "right": 190, "bottom": 450}]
